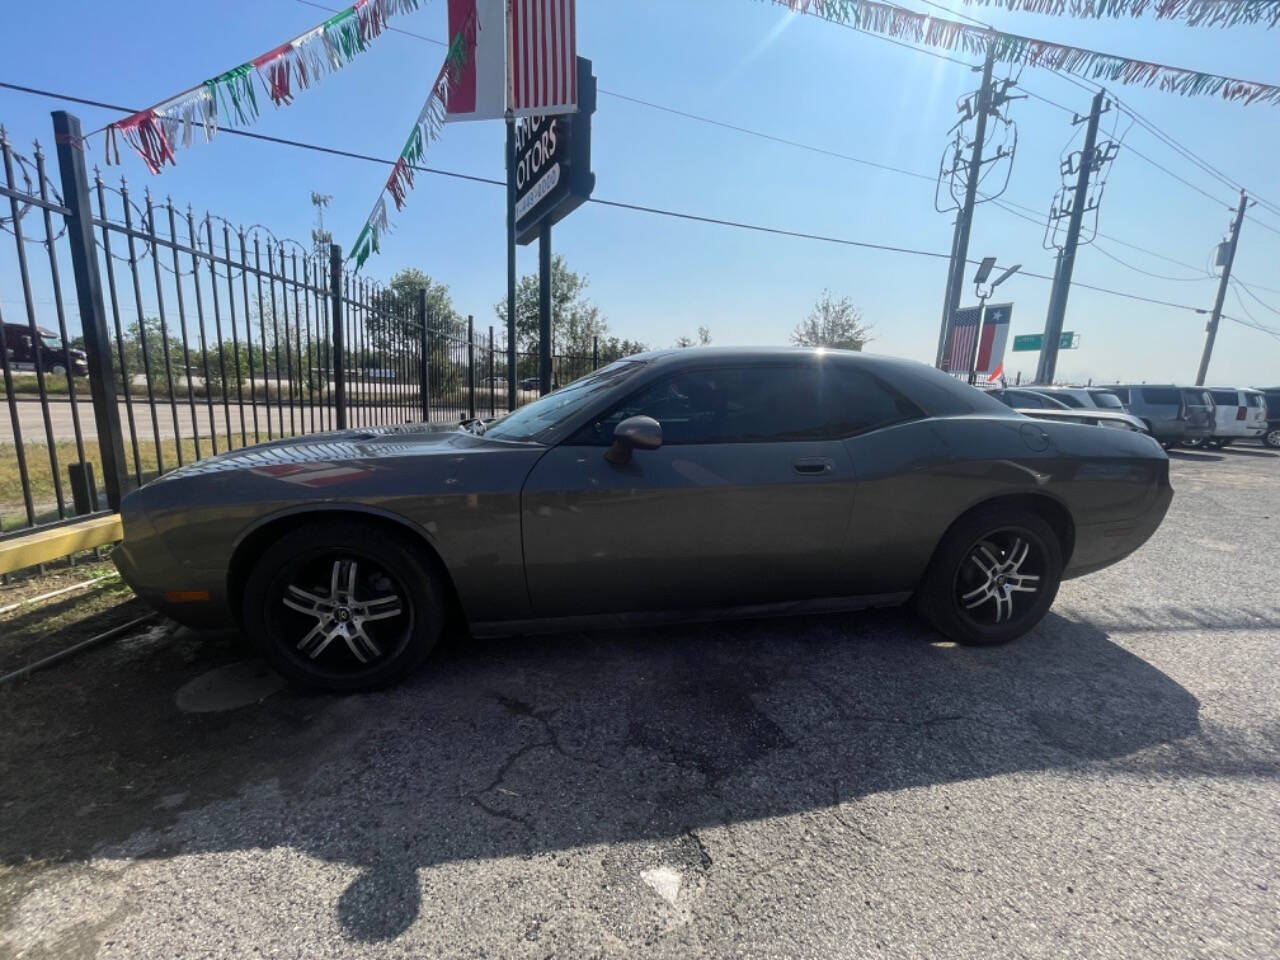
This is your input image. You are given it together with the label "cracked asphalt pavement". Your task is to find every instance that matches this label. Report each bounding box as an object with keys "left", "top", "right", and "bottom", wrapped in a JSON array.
[{"left": 1, "top": 447, "right": 1277, "bottom": 958}]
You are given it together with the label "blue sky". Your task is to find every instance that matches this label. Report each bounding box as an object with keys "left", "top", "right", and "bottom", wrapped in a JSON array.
[{"left": 2, "top": 0, "right": 1278, "bottom": 385}]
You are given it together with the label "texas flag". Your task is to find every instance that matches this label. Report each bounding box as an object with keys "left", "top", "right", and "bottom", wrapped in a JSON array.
[{"left": 445, "top": 0, "right": 578, "bottom": 122}]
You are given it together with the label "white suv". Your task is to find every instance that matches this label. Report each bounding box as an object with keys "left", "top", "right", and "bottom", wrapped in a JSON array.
[{"left": 1194, "top": 387, "right": 1268, "bottom": 448}]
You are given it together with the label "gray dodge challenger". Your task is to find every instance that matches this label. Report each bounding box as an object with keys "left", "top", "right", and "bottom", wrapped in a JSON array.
[{"left": 114, "top": 348, "right": 1172, "bottom": 691}]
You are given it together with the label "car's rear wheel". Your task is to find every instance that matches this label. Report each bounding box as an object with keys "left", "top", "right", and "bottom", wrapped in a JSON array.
[
  {"left": 1183, "top": 436, "right": 1204, "bottom": 448},
  {"left": 242, "top": 521, "right": 444, "bottom": 692},
  {"left": 1265, "top": 428, "right": 1280, "bottom": 450},
  {"left": 913, "top": 506, "right": 1063, "bottom": 646},
  {"left": 1216, "top": 438, "right": 1231, "bottom": 448}
]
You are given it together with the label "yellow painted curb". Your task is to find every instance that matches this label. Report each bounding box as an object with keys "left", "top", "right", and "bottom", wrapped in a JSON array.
[{"left": 0, "top": 514, "right": 122, "bottom": 575}]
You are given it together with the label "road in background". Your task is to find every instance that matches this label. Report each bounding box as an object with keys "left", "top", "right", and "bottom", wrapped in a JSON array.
[{"left": 1, "top": 450, "right": 1277, "bottom": 958}]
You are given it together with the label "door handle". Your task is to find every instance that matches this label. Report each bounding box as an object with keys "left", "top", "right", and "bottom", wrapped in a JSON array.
[{"left": 793, "top": 457, "right": 833, "bottom": 475}]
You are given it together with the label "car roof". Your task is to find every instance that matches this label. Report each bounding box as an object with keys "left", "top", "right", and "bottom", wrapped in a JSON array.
[{"left": 624, "top": 347, "right": 1012, "bottom": 418}]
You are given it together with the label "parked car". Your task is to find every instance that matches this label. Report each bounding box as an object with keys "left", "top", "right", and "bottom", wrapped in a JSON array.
[
  {"left": 1187, "top": 387, "right": 1268, "bottom": 448},
  {"left": 114, "top": 348, "right": 1173, "bottom": 692},
  {"left": 985, "top": 388, "right": 1070, "bottom": 410},
  {"left": 986, "top": 387, "right": 1148, "bottom": 433},
  {"left": 1, "top": 321, "right": 89, "bottom": 377},
  {"left": 1260, "top": 387, "right": 1280, "bottom": 449},
  {"left": 520, "top": 376, "right": 559, "bottom": 391},
  {"left": 1108, "top": 385, "right": 1214, "bottom": 449},
  {"left": 1028, "top": 386, "right": 1127, "bottom": 412}
]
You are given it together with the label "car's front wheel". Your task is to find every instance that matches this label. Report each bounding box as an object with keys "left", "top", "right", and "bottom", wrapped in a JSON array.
[
  {"left": 242, "top": 521, "right": 444, "bottom": 692},
  {"left": 913, "top": 506, "right": 1063, "bottom": 646}
]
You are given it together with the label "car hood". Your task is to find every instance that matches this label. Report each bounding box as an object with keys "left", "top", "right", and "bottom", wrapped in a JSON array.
[{"left": 146, "top": 422, "right": 536, "bottom": 484}]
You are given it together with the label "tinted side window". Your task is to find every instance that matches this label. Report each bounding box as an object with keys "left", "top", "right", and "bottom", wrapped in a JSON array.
[
  {"left": 822, "top": 368, "right": 923, "bottom": 437},
  {"left": 1142, "top": 387, "right": 1181, "bottom": 405},
  {"left": 1091, "top": 391, "right": 1123, "bottom": 409},
  {"left": 567, "top": 365, "right": 919, "bottom": 445},
  {"left": 569, "top": 366, "right": 824, "bottom": 445},
  {"left": 1109, "top": 387, "right": 1130, "bottom": 403},
  {"left": 1052, "top": 393, "right": 1084, "bottom": 408},
  {"left": 1210, "top": 390, "right": 1237, "bottom": 406}
]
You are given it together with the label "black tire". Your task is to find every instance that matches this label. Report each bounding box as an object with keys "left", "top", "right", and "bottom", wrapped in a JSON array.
[
  {"left": 1183, "top": 436, "right": 1205, "bottom": 448},
  {"left": 1216, "top": 438, "right": 1231, "bottom": 448},
  {"left": 242, "top": 520, "right": 444, "bottom": 692},
  {"left": 912, "top": 506, "right": 1063, "bottom": 647},
  {"left": 1265, "top": 428, "right": 1280, "bottom": 450}
]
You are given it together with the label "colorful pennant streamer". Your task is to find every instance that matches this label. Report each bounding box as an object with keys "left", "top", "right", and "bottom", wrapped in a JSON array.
[
  {"left": 348, "top": 11, "right": 478, "bottom": 271},
  {"left": 106, "top": 0, "right": 421, "bottom": 173},
  {"left": 767, "top": 1, "right": 1280, "bottom": 104},
  {"left": 959, "top": 1, "right": 1280, "bottom": 29}
]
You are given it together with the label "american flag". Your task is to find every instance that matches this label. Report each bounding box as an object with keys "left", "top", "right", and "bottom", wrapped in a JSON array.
[
  {"left": 946, "top": 307, "right": 981, "bottom": 374},
  {"left": 509, "top": 0, "right": 577, "bottom": 115}
]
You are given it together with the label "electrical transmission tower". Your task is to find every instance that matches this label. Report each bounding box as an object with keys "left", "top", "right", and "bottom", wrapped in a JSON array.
[
  {"left": 1034, "top": 90, "right": 1120, "bottom": 384},
  {"left": 934, "top": 49, "right": 1022, "bottom": 372},
  {"left": 311, "top": 191, "right": 333, "bottom": 261}
]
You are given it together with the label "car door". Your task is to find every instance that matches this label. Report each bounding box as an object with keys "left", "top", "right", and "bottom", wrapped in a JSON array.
[{"left": 520, "top": 363, "right": 858, "bottom": 617}]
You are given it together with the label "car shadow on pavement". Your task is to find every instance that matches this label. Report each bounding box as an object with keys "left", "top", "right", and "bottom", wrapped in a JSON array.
[
  {"left": 1167, "top": 450, "right": 1225, "bottom": 462},
  {"left": 0, "top": 607, "right": 1255, "bottom": 943}
]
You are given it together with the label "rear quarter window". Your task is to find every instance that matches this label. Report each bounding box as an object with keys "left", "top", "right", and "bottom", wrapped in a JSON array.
[
  {"left": 1245, "top": 393, "right": 1265, "bottom": 408},
  {"left": 823, "top": 368, "right": 924, "bottom": 437},
  {"left": 1210, "top": 390, "right": 1237, "bottom": 406},
  {"left": 1090, "top": 391, "right": 1123, "bottom": 409},
  {"left": 1141, "top": 387, "right": 1181, "bottom": 405}
]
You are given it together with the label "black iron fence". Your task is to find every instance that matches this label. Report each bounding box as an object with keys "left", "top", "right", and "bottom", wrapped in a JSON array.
[{"left": 0, "top": 112, "right": 602, "bottom": 538}]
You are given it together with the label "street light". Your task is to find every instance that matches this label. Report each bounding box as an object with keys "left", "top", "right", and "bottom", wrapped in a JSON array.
[{"left": 968, "top": 259, "right": 1020, "bottom": 385}]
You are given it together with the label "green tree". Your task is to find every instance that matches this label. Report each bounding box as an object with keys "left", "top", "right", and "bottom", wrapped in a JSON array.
[
  {"left": 494, "top": 255, "right": 607, "bottom": 357},
  {"left": 674, "top": 326, "right": 712, "bottom": 348},
  {"left": 791, "top": 291, "right": 873, "bottom": 351}
]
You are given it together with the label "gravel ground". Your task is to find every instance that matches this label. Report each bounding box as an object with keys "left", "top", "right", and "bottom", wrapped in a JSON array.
[{"left": 0, "top": 447, "right": 1277, "bottom": 959}]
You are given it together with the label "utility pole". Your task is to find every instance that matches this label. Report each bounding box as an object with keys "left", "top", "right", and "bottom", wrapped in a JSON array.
[
  {"left": 1196, "top": 190, "right": 1248, "bottom": 386},
  {"left": 1036, "top": 89, "right": 1106, "bottom": 385},
  {"left": 936, "top": 48, "right": 999, "bottom": 371}
]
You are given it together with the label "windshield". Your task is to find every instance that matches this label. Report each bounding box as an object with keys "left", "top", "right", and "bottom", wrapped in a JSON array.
[
  {"left": 482, "top": 360, "right": 647, "bottom": 442},
  {"left": 40, "top": 335, "right": 63, "bottom": 350},
  {"left": 1091, "top": 391, "right": 1124, "bottom": 409}
]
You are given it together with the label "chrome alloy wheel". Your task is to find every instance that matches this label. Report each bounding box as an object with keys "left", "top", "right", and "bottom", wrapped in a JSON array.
[
  {"left": 279, "top": 557, "right": 407, "bottom": 667},
  {"left": 954, "top": 531, "right": 1043, "bottom": 625}
]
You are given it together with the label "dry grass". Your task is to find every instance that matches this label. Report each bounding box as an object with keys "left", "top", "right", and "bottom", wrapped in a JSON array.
[{"left": 0, "top": 434, "right": 243, "bottom": 532}]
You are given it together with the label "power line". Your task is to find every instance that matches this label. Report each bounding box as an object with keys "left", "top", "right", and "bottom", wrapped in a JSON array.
[
  {"left": 1091, "top": 243, "right": 1212, "bottom": 283},
  {"left": 297, "top": 0, "right": 1280, "bottom": 264},
  {"left": 0, "top": 79, "right": 1245, "bottom": 317},
  {"left": 1231, "top": 277, "right": 1280, "bottom": 317}
]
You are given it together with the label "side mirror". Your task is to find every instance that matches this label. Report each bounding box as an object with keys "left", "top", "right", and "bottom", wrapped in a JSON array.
[{"left": 605, "top": 415, "right": 662, "bottom": 465}]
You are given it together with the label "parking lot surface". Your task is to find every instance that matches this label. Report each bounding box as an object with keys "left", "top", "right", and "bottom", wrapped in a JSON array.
[{"left": 1, "top": 447, "right": 1277, "bottom": 959}]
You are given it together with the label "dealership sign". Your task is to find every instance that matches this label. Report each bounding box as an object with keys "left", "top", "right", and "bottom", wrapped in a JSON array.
[{"left": 513, "top": 57, "right": 596, "bottom": 245}]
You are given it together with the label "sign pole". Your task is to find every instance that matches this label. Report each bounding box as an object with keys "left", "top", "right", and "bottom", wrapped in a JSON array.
[
  {"left": 505, "top": 115, "right": 517, "bottom": 412},
  {"left": 968, "top": 296, "right": 988, "bottom": 386},
  {"left": 538, "top": 220, "right": 552, "bottom": 395}
]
